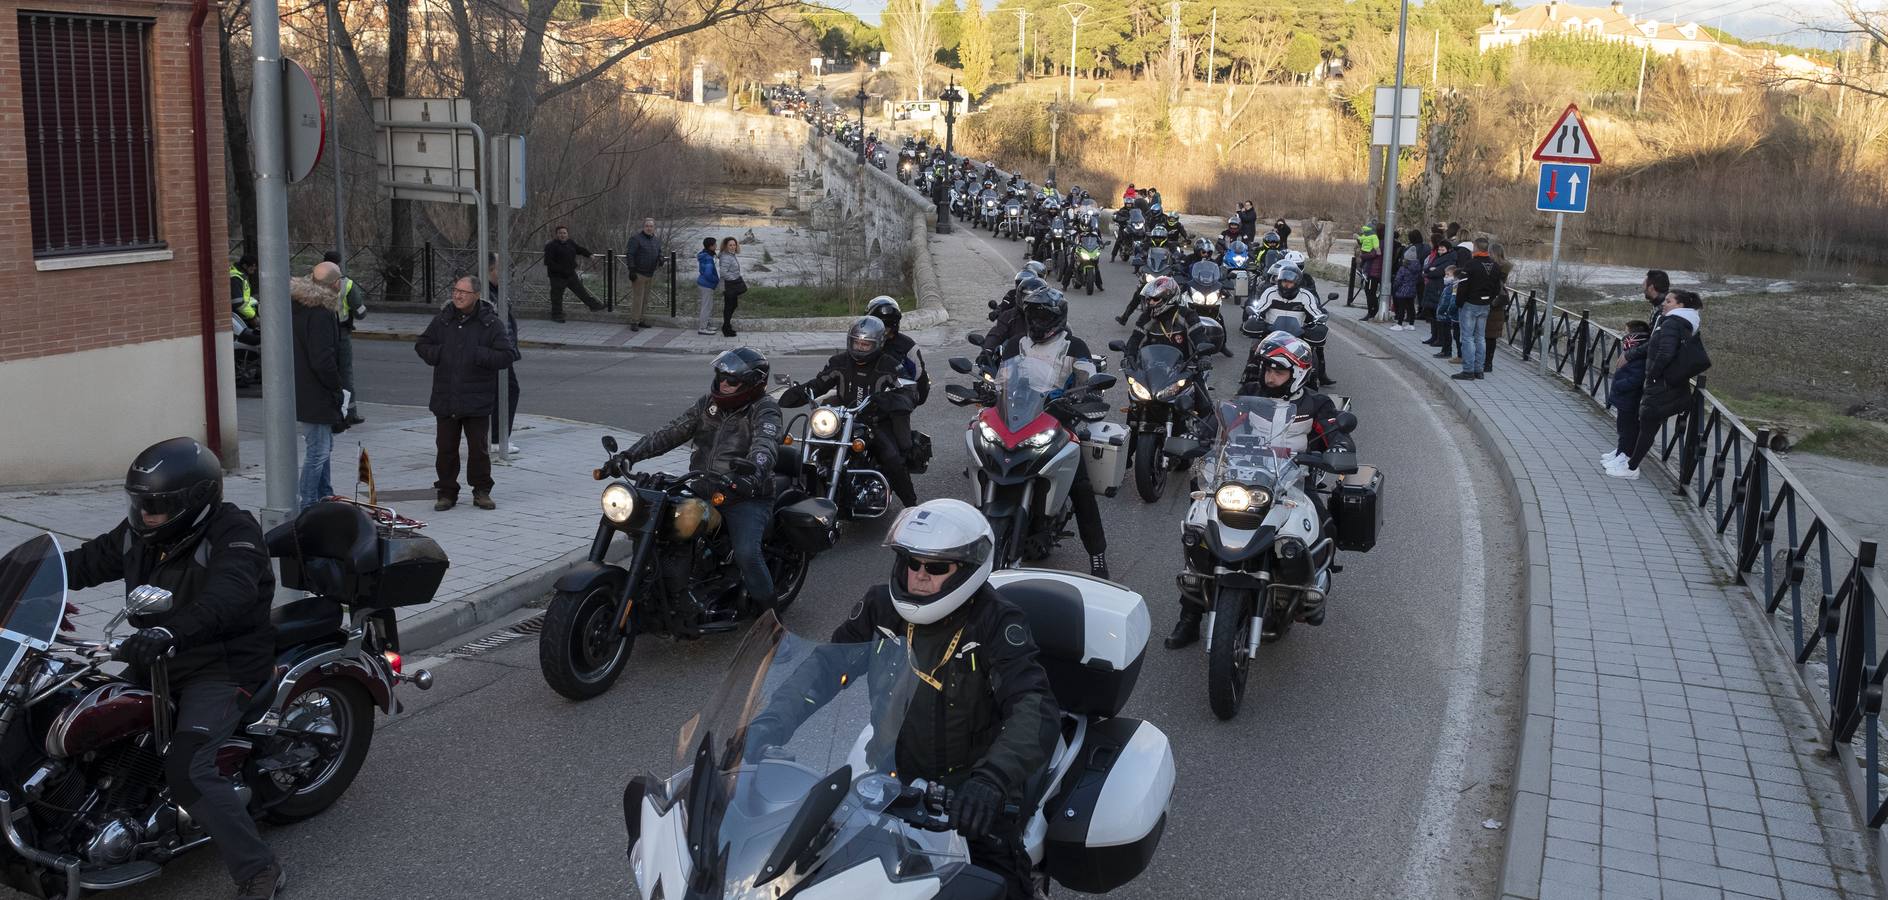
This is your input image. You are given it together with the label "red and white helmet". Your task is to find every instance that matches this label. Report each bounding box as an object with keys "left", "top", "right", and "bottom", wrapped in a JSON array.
[{"left": 1249, "top": 331, "right": 1314, "bottom": 398}]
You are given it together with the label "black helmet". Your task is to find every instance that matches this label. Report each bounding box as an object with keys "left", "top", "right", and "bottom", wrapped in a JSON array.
[
  {"left": 865, "top": 295, "right": 902, "bottom": 332},
  {"left": 847, "top": 316, "right": 888, "bottom": 364},
  {"left": 1020, "top": 288, "right": 1069, "bottom": 342},
  {"left": 711, "top": 347, "right": 770, "bottom": 410},
  {"left": 1015, "top": 275, "right": 1049, "bottom": 298},
  {"left": 1262, "top": 231, "right": 1281, "bottom": 249},
  {"left": 124, "top": 437, "right": 223, "bottom": 550}
]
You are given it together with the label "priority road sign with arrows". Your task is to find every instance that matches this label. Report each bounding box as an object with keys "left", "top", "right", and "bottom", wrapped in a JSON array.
[
  {"left": 1536, "top": 163, "right": 1590, "bottom": 214},
  {"left": 1532, "top": 103, "right": 1603, "bottom": 164}
]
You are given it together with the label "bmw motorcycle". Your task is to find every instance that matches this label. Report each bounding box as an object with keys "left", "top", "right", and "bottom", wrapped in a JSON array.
[
  {"left": 625, "top": 569, "right": 1172, "bottom": 900},
  {"left": 0, "top": 507, "right": 437, "bottom": 898},
  {"left": 977, "top": 192, "right": 1001, "bottom": 231},
  {"left": 944, "top": 355, "right": 1113, "bottom": 569},
  {"left": 1179, "top": 397, "right": 1374, "bottom": 719},
  {"left": 537, "top": 437, "right": 840, "bottom": 701}
]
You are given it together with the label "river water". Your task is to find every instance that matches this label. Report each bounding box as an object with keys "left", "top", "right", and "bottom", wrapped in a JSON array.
[{"left": 1490, "top": 230, "right": 1888, "bottom": 284}]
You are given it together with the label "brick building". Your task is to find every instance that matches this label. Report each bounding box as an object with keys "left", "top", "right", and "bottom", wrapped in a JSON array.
[{"left": 0, "top": 0, "right": 236, "bottom": 484}]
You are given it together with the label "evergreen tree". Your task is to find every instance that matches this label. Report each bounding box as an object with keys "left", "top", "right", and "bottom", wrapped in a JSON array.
[
  {"left": 1284, "top": 32, "right": 1322, "bottom": 78},
  {"left": 960, "top": 0, "right": 996, "bottom": 100}
]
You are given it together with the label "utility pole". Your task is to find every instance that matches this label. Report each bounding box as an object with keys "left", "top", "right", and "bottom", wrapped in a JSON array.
[
  {"left": 1015, "top": 9, "right": 1030, "bottom": 81},
  {"left": 1049, "top": 92, "right": 1061, "bottom": 171},
  {"left": 1207, "top": 9, "right": 1218, "bottom": 88},
  {"left": 1634, "top": 44, "right": 1648, "bottom": 112},
  {"left": 252, "top": 0, "right": 295, "bottom": 522},
  {"left": 1064, "top": 3, "right": 1089, "bottom": 100},
  {"left": 1431, "top": 30, "right": 1439, "bottom": 82},
  {"left": 1376, "top": 0, "right": 1411, "bottom": 325},
  {"left": 326, "top": 1, "right": 345, "bottom": 279},
  {"left": 1169, "top": 2, "right": 1181, "bottom": 58}
]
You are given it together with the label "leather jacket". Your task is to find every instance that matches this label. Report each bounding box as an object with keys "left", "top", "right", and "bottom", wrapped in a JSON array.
[{"left": 626, "top": 394, "right": 782, "bottom": 481}]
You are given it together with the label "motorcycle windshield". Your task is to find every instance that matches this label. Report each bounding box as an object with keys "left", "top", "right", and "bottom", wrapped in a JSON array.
[
  {"left": 0, "top": 535, "right": 66, "bottom": 687},
  {"left": 642, "top": 616, "right": 941, "bottom": 899},
  {"left": 1078, "top": 236, "right": 1100, "bottom": 253},
  {"left": 1128, "top": 210, "right": 1146, "bottom": 228},
  {"left": 1189, "top": 260, "right": 1222, "bottom": 290},
  {"left": 1212, "top": 397, "right": 1301, "bottom": 488},
  {"left": 1132, "top": 344, "right": 1188, "bottom": 393},
  {"left": 996, "top": 356, "right": 1059, "bottom": 433}
]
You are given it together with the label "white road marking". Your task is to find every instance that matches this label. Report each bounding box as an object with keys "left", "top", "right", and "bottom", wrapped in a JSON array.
[{"left": 1396, "top": 389, "right": 1489, "bottom": 899}]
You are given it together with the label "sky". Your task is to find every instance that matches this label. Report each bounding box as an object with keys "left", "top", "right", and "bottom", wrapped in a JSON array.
[{"left": 831, "top": 0, "right": 1851, "bottom": 49}]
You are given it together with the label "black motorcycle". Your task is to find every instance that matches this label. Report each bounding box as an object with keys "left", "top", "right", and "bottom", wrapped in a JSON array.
[
  {"left": 537, "top": 438, "right": 840, "bottom": 700},
  {"left": 1110, "top": 341, "right": 1211, "bottom": 502},
  {"left": 784, "top": 388, "right": 930, "bottom": 521}
]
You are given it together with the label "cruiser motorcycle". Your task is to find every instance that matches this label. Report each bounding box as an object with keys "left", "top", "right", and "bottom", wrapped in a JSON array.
[{"left": 784, "top": 386, "right": 931, "bottom": 521}]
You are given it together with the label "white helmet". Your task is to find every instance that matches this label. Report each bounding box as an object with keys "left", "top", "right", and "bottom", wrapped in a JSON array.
[
  {"left": 1283, "top": 250, "right": 1308, "bottom": 267},
  {"left": 882, "top": 499, "right": 995, "bottom": 625}
]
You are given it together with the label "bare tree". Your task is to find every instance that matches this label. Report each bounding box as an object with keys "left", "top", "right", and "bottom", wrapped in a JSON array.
[
  {"left": 220, "top": 1, "right": 256, "bottom": 259},
  {"left": 1771, "top": 1, "right": 1888, "bottom": 100},
  {"left": 884, "top": 0, "right": 938, "bottom": 100},
  {"left": 1210, "top": 82, "right": 1263, "bottom": 165},
  {"left": 1231, "top": 17, "right": 1288, "bottom": 84}
]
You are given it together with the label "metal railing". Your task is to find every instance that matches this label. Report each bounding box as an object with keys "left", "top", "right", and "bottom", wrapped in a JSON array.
[{"left": 1494, "top": 288, "right": 1888, "bottom": 827}]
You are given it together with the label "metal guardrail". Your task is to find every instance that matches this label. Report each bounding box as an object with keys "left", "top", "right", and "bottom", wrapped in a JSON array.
[{"left": 1495, "top": 288, "right": 1888, "bottom": 827}]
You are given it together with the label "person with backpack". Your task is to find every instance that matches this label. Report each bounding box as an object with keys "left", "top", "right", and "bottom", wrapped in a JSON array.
[{"left": 1610, "top": 291, "right": 1709, "bottom": 480}]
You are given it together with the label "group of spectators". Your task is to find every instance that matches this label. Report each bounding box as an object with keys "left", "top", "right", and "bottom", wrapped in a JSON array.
[
  {"left": 1602, "top": 270, "right": 1711, "bottom": 480},
  {"left": 1370, "top": 222, "right": 1514, "bottom": 381},
  {"left": 542, "top": 219, "right": 754, "bottom": 338}
]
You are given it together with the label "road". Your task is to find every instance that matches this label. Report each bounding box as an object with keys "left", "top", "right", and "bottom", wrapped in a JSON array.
[{"left": 143, "top": 224, "right": 1522, "bottom": 899}]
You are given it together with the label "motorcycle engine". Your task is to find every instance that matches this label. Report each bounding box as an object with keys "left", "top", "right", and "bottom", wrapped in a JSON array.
[{"left": 83, "top": 816, "right": 142, "bottom": 866}]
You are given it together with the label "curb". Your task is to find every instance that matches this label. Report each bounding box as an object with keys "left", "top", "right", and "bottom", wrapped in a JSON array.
[
  {"left": 1332, "top": 316, "right": 1557, "bottom": 900},
  {"left": 349, "top": 329, "right": 840, "bottom": 356},
  {"left": 398, "top": 535, "right": 632, "bottom": 654}
]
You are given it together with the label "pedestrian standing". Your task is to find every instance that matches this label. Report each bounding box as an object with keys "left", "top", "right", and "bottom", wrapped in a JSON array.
[
  {"left": 1486, "top": 242, "right": 1513, "bottom": 371},
  {"left": 486, "top": 253, "right": 521, "bottom": 455},
  {"left": 719, "top": 237, "right": 749, "bottom": 338},
  {"left": 1452, "top": 237, "right": 1498, "bottom": 380},
  {"left": 626, "top": 217, "right": 663, "bottom": 331},
  {"left": 1601, "top": 319, "right": 1653, "bottom": 471},
  {"left": 416, "top": 276, "right": 519, "bottom": 510},
  {"left": 1273, "top": 218, "right": 1292, "bottom": 250},
  {"left": 1434, "top": 265, "right": 1460, "bottom": 359},
  {"left": 696, "top": 238, "right": 721, "bottom": 335},
  {"left": 321, "top": 251, "right": 367, "bottom": 424},
  {"left": 1238, "top": 201, "right": 1258, "bottom": 242},
  {"left": 1420, "top": 228, "right": 1448, "bottom": 344},
  {"left": 292, "top": 263, "right": 345, "bottom": 512},
  {"left": 1357, "top": 224, "right": 1383, "bottom": 318},
  {"left": 1611, "top": 291, "right": 1709, "bottom": 480},
  {"left": 543, "top": 225, "right": 603, "bottom": 323},
  {"left": 1391, "top": 236, "right": 1422, "bottom": 330}
]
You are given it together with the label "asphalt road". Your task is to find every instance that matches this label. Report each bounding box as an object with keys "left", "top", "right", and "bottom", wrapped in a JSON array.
[{"left": 141, "top": 225, "right": 1522, "bottom": 899}]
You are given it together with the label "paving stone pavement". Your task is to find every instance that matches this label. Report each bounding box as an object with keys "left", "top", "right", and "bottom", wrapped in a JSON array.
[
  {"left": 1341, "top": 315, "right": 1882, "bottom": 900},
  {"left": 0, "top": 406, "right": 689, "bottom": 651}
]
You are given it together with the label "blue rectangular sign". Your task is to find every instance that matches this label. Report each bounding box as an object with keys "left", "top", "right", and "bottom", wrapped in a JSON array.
[{"left": 1536, "top": 163, "right": 1591, "bottom": 214}]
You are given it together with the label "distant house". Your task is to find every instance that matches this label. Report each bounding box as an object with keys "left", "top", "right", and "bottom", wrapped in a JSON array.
[{"left": 1478, "top": 1, "right": 1724, "bottom": 59}]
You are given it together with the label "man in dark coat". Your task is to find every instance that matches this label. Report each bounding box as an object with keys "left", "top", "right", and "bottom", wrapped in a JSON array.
[
  {"left": 416, "top": 276, "right": 519, "bottom": 510},
  {"left": 625, "top": 217, "right": 663, "bottom": 331},
  {"left": 291, "top": 264, "right": 344, "bottom": 511},
  {"left": 543, "top": 224, "right": 603, "bottom": 322}
]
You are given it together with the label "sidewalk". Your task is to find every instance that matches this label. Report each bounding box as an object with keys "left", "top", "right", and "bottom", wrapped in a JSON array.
[
  {"left": 0, "top": 405, "right": 690, "bottom": 653},
  {"left": 1339, "top": 314, "right": 1881, "bottom": 898},
  {"left": 352, "top": 306, "right": 962, "bottom": 356}
]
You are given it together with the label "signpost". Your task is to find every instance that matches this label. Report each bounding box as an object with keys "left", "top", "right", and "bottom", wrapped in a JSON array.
[
  {"left": 1370, "top": 86, "right": 1420, "bottom": 148},
  {"left": 1530, "top": 104, "right": 1601, "bottom": 372}
]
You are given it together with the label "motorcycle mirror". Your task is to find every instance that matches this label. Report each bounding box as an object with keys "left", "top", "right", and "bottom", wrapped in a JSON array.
[
  {"left": 1327, "top": 292, "right": 1340, "bottom": 302},
  {"left": 1335, "top": 411, "right": 1360, "bottom": 434},
  {"left": 966, "top": 332, "right": 986, "bottom": 347},
  {"left": 1107, "top": 340, "right": 1126, "bottom": 352},
  {"left": 945, "top": 384, "right": 977, "bottom": 405},
  {"left": 1325, "top": 450, "right": 1361, "bottom": 475},
  {"left": 987, "top": 299, "right": 999, "bottom": 310},
  {"left": 126, "top": 584, "right": 174, "bottom": 616},
  {"left": 948, "top": 357, "right": 974, "bottom": 375},
  {"left": 1085, "top": 373, "right": 1117, "bottom": 391},
  {"left": 601, "top": 435, "right": 619, "bottom": 454}
]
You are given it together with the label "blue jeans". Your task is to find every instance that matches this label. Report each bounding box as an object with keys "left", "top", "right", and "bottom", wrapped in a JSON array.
[
  {"left": 1458, "top": 303, "right": 1490, "bottom": 374},
  {"left": 298, "top": 421, "right": 333, "bottom": 511},
  {"left": 722, "top": 500, "right": 776, "bottom": 610}
]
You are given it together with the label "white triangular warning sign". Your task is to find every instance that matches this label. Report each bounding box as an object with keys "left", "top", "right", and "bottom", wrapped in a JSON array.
[{"left": 1532, "top": 103, "right": 1603, "bottom": 164}]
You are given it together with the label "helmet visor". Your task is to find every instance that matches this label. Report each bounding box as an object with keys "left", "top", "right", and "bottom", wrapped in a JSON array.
[{"left": 126, "top": 488, "right": 193, "bottom": 526}]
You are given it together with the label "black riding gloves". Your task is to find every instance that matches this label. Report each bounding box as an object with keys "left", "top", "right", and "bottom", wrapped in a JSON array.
[
  {"left": 116, "top": 627, "right": 176, "bottom": 668},
  {"left": 950, "top": 775, "right": 1004, "bottom": 837}
]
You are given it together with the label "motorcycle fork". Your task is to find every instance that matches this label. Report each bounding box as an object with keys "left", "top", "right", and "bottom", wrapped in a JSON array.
[{"left": 613, "top": 527, "right": 661, "bottom": 631}]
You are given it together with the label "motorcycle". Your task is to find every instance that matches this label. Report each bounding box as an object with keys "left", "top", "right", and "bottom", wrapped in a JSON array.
[
  {"left": 978, "top": 194, "right": 1001, "bottom": 231},
  {"left": 1110, "top": 341, "right": 1212, "bottom": 503},
  {"left": 943, "top": 354, "right": 1114, "bottom": 569},
  {"left": 1000, "top": 198, "right": 1026, "bottom": 241},
  {"left": 624, "top": 578, "right": 1173, "bottom": 900},
  {"left": 0, "top": 504, "right": 438, "bottom": 898},
  {"left": 537, "top": 436, "right": 840, "bottom": 700},
  {"left": 1221, "top": 243, "right": 1254, "bottom": 302},
  {"left": 1179, "top": 396, "right": 1372, "bottom": 719},
  {"left": 1070, "top": 234, "right": 1105, "bottom": 295},
  {"left": 784, "top": 387, "right": 930, "bottom": 521},
  {"left": 1184, "top": 258, "right": 1225, "bottom": 322},
  {"left": 1115, "top": 208, "right": 1148, "bottom": 263},
  {"left": 1241, "top": 300, "right": 1339, "bottom": 385}
]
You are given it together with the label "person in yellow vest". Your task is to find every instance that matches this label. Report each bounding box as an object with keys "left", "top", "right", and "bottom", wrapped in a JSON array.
[
  {"left": 322, "top": 251, "right": 367, "bottom": 425},
  {"left": 229, "top": 254, "right": 258, "bottom": 323}
]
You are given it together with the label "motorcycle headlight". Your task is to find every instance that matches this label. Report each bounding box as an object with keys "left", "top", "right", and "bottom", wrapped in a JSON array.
[
  {"left": 1128, "top": 377, "right": 1152, "bottom": 401},
  {"left": 976, "top": 420, "right": 1001, "bottom": 445},
  {"left": 810, "top": 407, "right": 842, "bottom": 439},
  {"left": 1214, "top": 484, "right": 1252, "bottom": 512},
  {"left": 1019, "top": 426, "right": 1060, "bottom": 449},
  {"left": 601, "top": 483, "right": 636, "bottom": 524},
  {"left": 1195, "top": 290, "right": 1221, "bottom": 306},
  {"left": 1155, "top": 378, "right": 1190, "bottom": 400}
]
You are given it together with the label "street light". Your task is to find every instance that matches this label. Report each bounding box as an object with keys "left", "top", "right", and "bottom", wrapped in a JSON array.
[
  {"left": 856, "top": 87, "right": 868, "bottom": 167},
  {"left": 938, "top": 78, "right": 964, "bottom": 234}
]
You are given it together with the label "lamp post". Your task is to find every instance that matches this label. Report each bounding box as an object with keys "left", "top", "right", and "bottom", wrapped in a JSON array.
[
  {"left": 938, "top": 79, "right": 963, "bottom": 234},
  {"left": 856, "top": 87, "right": 868, "bottom": 167}
]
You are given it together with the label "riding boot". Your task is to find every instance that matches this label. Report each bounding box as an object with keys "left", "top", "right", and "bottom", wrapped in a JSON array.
[
  {"left": 1165, "top": 604, "right": 1203, "bottom": 649},
  {"left": 1299, "top": 591, "right": 1327, "bottom": 626}
]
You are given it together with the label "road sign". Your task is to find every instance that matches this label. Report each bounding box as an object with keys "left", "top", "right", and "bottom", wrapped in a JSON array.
[
  {"left": 372, "top": 98, "right": 479, "bottom": 205},
  {"left": 1532, "top": 103, "right": 1603, "bottom": 164},
  {"left": 1536, "top": 163, "right": 1591, "bottom": 214},
  {"left": 1370, "top": 85, "right": 1420, "bottom": 147},
  {"left": 282, "top": 59, "right": 324, "bottom": 182}
]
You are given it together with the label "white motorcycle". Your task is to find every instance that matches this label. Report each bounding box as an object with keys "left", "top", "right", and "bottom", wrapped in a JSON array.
[
  {"left": 624, "top": 569, "right": 1173, "bottom": 899},
  {"left": 1179, "top": 396, "right": 1377, "bottom": 719}
]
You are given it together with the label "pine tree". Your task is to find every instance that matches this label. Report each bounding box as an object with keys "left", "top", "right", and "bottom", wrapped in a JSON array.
[{"left": 1284, "top": 33, "right": 1321, "bottom": 79}]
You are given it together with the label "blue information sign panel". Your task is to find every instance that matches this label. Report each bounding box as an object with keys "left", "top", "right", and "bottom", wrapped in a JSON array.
[{"left": 1536, "top": 163, "right": 1591, "bottom": 214}]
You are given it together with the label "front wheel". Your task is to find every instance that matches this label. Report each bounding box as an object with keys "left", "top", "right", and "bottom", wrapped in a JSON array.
[
  {"left": 1133, "top": 432, "right": 1167, "bottom": 502},
  {"left": 1207, "top": 587, "right": 1255, "bottom": 720},
  {"left": 261, "top": 679, "right": 376, "bottom": 823},
  {"left": 769, "top": 546, "right": 811, "bottom": 613},
  {"left": 539, "top": 584, "right": 634, "bottom": 701}
]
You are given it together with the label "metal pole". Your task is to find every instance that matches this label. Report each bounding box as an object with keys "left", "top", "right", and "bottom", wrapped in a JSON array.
[
  {"left": 1065, "top": 4, "right": 1087, "bottom": 100},
  {"left": 1541, "top": 211, "right": 1564, "bottom": 374},
  {"left": 1207, "top": 9, "right": 1218, "bottom": 88},
  {"left": 1375, "top": 0, "right": 1411, "bottom": 325},
  {"left": 252, "top": 0, "right": 296, "bottom": 524},
  {"left": 326, "top": 1, "right": 345, "bottom": 274},
  {"left": 492, "top": 134, "right": 510, "bottom": 465},
  {"left": 1634, "top": 45, "right": 1648, "bottom": 113}
]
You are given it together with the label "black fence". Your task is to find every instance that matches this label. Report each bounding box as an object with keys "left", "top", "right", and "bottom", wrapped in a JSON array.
[
  {"left": 1494, "top": 287, "right": 1888, "bottom": 827},
  {"left": 273, "top": 242, "right": 684, "bottom": 319}
]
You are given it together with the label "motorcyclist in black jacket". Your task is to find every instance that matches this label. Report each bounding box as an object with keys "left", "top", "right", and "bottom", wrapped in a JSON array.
[
  {"left": 62, "top": 438, "right": 285, "bottom": 900},
  {"left": 746, "top": 499, "right": 1059, "bottom": 900},
  {"left": 866, "top": 295, "right": 930, "bottom": 407},
  {"left": 981, "top": 267, "right": 1048, "bottom": 367},
  {"left": 612, "top": 349, "right": 783, "bottom": 611},
  {"left": 782, "top": 317, "right": 920, "bottom": 509}
]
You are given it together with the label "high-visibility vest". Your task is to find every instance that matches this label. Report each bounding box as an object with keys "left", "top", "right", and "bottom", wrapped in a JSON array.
[
  {"left": 338, "top": 277, "right": 356, "bottom": 320},
  {"left": 229, "top": 266, "right": 256, "bottom": 320}
]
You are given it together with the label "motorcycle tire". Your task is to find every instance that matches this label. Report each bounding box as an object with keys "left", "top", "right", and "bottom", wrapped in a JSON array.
[
  {"left": 1207, "top": 586, "right": 1255, "bottom": 720},
  {"left": 261, "top": 678, "right": 376, "bottom": 823},
  {"left": 770, "top": 547, "right": 811, "bottom": 611},
  {"left": 539, "top": 584, "right": 635, "bottom": 701},
  {"left": 1085, "top": 274, "right": 1094, "bottom": 296},
  {"left": 1133, "top": 433, "right": 1166, "bottom": 502}
]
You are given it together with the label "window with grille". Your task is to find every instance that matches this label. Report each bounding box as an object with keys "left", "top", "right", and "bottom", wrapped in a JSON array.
[{"left": 18, "top": 13, "right": 161, "bottom": 258}]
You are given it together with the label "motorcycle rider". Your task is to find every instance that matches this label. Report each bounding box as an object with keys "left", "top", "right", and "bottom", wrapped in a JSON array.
[
  {"left": 866, "top": 295, "right": 930, "bottom": 406},
  {"left": 1060, "top": 221, "right": 1105, "bottom": 292},
  {"left": 782, "top": 317, "right": 920, "bottom": 509},
  {"left": 610, "top": 349, "right": 783, "bottom": 612},
  {"left": 1165, "top": 332, "right": 1355, "bottom": 648},
  {"left": 1122, "top": 276, "right": 1222, "bottom": 438},
  {"left": 62, "top": 437, "right": 284, "bottom": 900},
  {"left": 746, "top": 499, "right": 1059, "bottom": 900},
  {"left": 983, "top": 267, "right": 1049, "bottom": 364},
  {"left": 1247, "top": 263, "right": 1335, "bottom": 386},
  {"left": 996, "top": 287, "right": 1111, "bottom": 578},
  {"left": 1255, "top": 230, "right": 1286, "bottom": 278}
]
